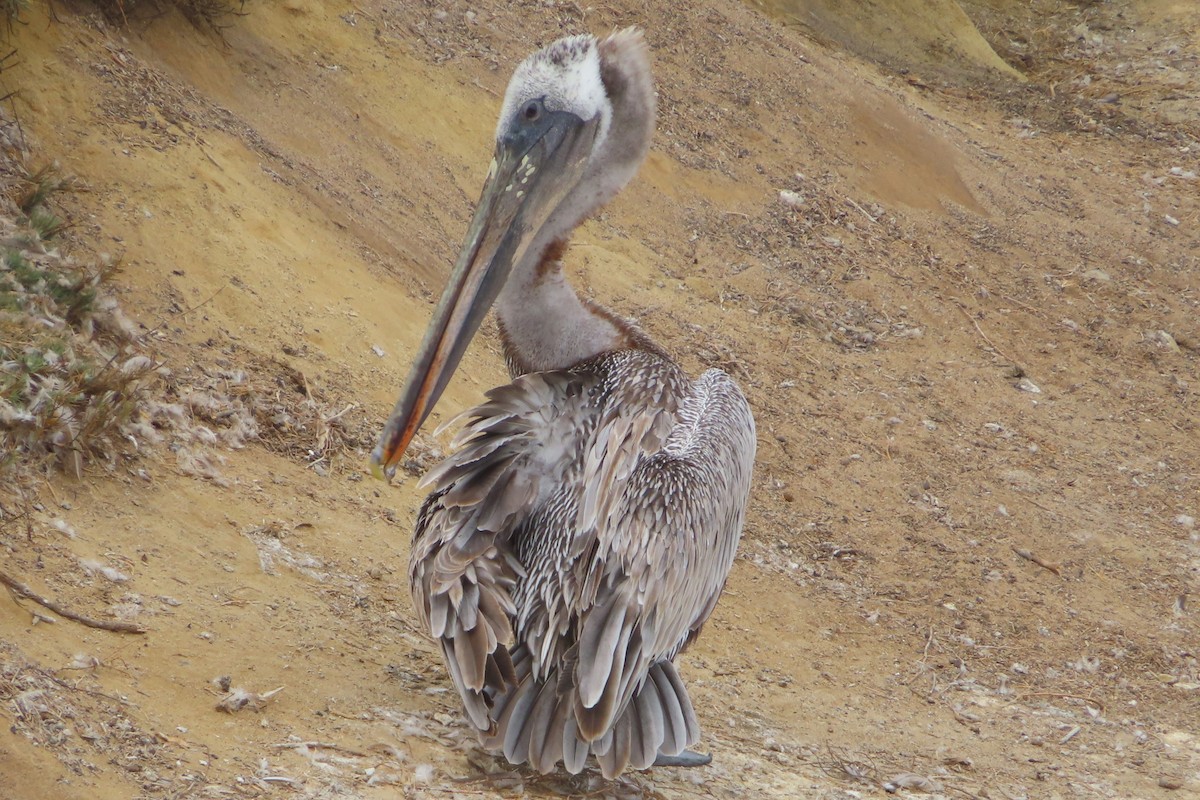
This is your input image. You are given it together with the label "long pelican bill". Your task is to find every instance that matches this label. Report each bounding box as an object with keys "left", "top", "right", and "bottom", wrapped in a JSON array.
[{"left": 371, "top": 109, "right": 600, "bottom": 480}]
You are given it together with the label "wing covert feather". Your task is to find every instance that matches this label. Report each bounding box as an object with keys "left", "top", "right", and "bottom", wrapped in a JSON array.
[
  {"left": 570, "top": 368, "right": 755, "bottom": 737},
  {"left": 410, "top": 371, "right": 593, "bottom": 730}
]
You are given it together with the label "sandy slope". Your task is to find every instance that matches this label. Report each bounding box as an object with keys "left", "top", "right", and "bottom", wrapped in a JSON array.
[{"left": 2, "top": 1, "right": 1198, "bottom": 798}]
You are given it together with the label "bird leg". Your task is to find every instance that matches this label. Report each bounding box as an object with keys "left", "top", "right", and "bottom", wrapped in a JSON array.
[{"left": 653, "top": 749, "right": 712, "bottom": 768}]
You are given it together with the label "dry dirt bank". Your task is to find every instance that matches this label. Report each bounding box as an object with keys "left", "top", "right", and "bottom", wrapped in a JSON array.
[{"left": 1, "top": 1, "right": 1197, "bottom": 798}]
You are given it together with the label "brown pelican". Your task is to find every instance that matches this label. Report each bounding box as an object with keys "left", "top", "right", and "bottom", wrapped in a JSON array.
[{"left": 371, "top": 28, "right": 755, "bottom": 779}]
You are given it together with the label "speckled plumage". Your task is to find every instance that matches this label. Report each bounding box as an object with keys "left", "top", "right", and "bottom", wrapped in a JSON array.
[{"left": 405, "top": 29, "right": 757, "bottom": 779}]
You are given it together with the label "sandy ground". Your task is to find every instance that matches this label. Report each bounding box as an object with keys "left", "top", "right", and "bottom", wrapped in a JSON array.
[{"left": 1, "top": 1, "right": 1198, "bottom": 798}]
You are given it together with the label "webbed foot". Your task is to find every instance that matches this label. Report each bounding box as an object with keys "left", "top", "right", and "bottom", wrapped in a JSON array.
[{"left": 653, "top": 749, "right": 712, "bottom": 768}]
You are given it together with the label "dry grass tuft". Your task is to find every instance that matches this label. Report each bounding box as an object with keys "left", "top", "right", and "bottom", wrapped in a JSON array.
[
  {"left": 1, "top": 641, "right": 179, "bottom": 786},
  {"left": 0, "top": 243, "right": 160, "bottom": 478},
  {"left": 0, "top": 199, "right": 372, "bottom": 488},
  {"left": 1, "top": 0, "right": 27, "bottom": 32},
  {"left": 93, "top": 0, "right": 248, "bottom": 34},
  {"left": 0, "top": 159, "right": 161, "bottom": 479}
]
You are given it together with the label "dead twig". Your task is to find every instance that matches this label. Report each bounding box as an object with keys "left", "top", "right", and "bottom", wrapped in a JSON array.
[
  {"left": 1060, "top": 724, "right": 1082, "bottom": 744},
  {"left": 0, "top": 569, "right": 146, "bottom": 634},
  {"left": 1012, "top": 546, "right": 1062, "bottom": 576},
  {"left": 136, "top": 283, "right": 228, "bottom": 344},
  {"left": 816, "top": 743, "right": 879, "bottom": 786},
  {"left": 953, "top": 301, "right": 1020, "bottom": 365},
  {"left": 1012, "top": 691, "right": 1105, "bottom": 713},
  {"left": 273, "top": 740, "right": 370, "bottom": 758},
  {"left": 844, "top": 197, "right": 878, "bottom": 224},
  {"left": 470, "top": 77, "right": 498, "bottom": 97},
  {"left": 323, "top": 403, "right": 356, "bottom": 424},
  {"left": 48, "top": 672, "right": 135, "bottom": 706},
  {"left": 919, "top": 624, "right": 935, "bottom": 665}
]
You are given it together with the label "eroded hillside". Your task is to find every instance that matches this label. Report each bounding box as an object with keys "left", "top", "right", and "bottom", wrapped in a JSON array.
[{"left": 1, "top": 1, "right": 1197, "bottom": 798}]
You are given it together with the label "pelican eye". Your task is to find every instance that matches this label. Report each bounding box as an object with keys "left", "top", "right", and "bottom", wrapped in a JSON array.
[{"left": 522, "top": 99, "right": 543, "bottom": 122}]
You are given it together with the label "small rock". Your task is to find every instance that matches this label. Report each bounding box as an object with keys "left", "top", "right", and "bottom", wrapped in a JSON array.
[
  {"left": 883, "top": 773, "right": 940, "bottom": 793},
  {"left": 1176, "top": 515, "right": 1196, "bottom": 530},
  {"left": 1164, "top": 215, "right": 1180, "bottom": 227},
  {"left": 1016, "top": 377, "right": 1041, "bottom": 393},
  {"left": 1082, "top": 268, "right": 1111, "bottom": 283},
  {"left": 1153, "top": 330, "right": 1181, "bottom": 353},
  {"left": 1002, "top": 468, "right": 1040, "bottom": 492},
  {"left": 778, "top": 189, "right": 805, "bottom": 207},
  {"left": 79, "top": 558, "right": 129, "bottom": 583},
  {"left": 371, "top": 344, "right": 386, "bottom": 358},
  {"left": 1158, "top": 777, "right": 1183, "bottom": 791}
]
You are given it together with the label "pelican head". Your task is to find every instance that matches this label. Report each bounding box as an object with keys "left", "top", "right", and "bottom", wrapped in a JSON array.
[{"left": 372, "top": 29, "right": 654, "bottom": 478}]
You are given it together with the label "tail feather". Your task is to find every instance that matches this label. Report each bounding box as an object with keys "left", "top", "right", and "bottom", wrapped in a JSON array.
[
  {"left": 596, "top": 709, "right": 633, "bottom": 779},
  {"left": 499, "top": 680, "right": 540, "bottom": 765},
  {"left": 484, "top": 658, "right": 700, "bottom": 777},
  {"left": 526, "top": 679, "right": 570, "bottom": 773},
  {"left": 562, "top": 716, "right": 588, "bottom": 774},
  {"left": 630, "top": 678, "right": 662, "bottom": 769},
  {"left": 625, "top": 692, "right": 645, "bottom": 769},
  {"left": 592, "top": 727, "right": 613, "bottom": 757},
  {"left": 440, "top": 639, "right": 491, "bottom": 731},
  {"left": 660, "top": 660, "right": 701, "bottom": 747},
  {"left": 485, "top": 645, "right": 531, "bottom": 735},
  {"left": 649, "top": 661, "right": 689, "bottom": 756}
]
